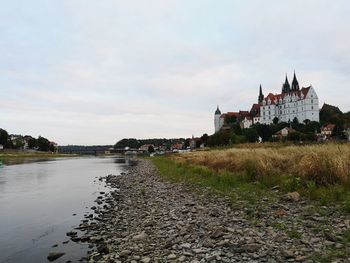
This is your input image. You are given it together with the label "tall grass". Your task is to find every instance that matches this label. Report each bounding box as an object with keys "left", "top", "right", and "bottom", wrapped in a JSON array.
[{"left": 172, "top": 143, "right": 350, "bottom": 185}]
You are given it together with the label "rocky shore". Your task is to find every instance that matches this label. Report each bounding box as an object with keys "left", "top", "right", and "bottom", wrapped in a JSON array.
[{"left": 69, "top": 159, "right": 349, "bottom": 262}]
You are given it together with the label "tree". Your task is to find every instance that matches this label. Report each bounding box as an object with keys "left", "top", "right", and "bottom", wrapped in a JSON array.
[
  {"left": 208, "top": 130, "right": 232, "bottom": 147},
  {"left": 273, "top": 117, "right": 279, "bottom": 125},
  {"left": 148, "top": 145, "right": 155, "bottom": 153},
  {"left": 13, "top": 137, "right": 24, "bottom": 149},
  {"left": 0, "top": 129, "right": 9, "bottom": 147},
  {"left": 225, "top": 115, "right": 237, "bottom": 124},
  {"left": 253, "top": 124, "right": 273, "bottom": 142},
  {"left": 200, "top": 133, "right": 209, "bottom": 146},
  {"left": 114, "top": 138, "right": 139, "bottom": 149},
  {"left": 37, "top": 136, "right": 51, "bottom": 151},
  {"left": 232, "top": 123, "right": 242, "bottom": 135},
  {"left": 291, "top": 117, "right": 300, "bottom": 129},
  {"left": 184, "top": 139, "right": 191, "bottom": 149},
  {"left": 28, "top": 137, "right": 38, "bottom": 149},
  {"left": 244, "top": 128, "right": 259, "bottom": 143}
]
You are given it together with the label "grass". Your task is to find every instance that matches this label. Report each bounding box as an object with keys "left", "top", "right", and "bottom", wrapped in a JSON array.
[
  {"left": 151, "top": 143, "right": 350, "bottom": 210},
  {"left": 172, "top": 143, "right": 350, "bottom": 185},
  {"left": 151, "top": 156, "right": 278, "bottom": 207}
]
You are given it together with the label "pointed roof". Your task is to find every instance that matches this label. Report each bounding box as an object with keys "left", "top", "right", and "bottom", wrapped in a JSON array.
[
  {"left": 259, "top": 84, "right": 263, "bottom": 95},
  {"left": 291, "top": 71, "right": 300, "bottom": 91},
  {"left": 282, "top": 74, "right": 290, "bottom": 93},
  {"left": 215, "top": 105, "right": 221, "bottom": 115}
]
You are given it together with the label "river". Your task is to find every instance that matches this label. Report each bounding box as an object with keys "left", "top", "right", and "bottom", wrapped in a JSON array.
[{"left": 0, "top": 156, "right": 131, "bottom": 263}]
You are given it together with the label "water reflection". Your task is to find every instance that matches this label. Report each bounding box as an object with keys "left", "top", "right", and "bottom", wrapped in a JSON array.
[{"left": 0, "top": 156, "right": 128, "bottom": 263}]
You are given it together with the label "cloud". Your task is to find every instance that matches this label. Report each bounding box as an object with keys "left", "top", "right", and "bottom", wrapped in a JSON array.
[{"left": 0, "top": 0, "right": 349, "bottom": 144}]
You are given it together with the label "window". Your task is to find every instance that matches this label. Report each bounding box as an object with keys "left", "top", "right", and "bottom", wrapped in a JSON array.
[
  {"left": 311, "top": 99, "right": 313, "bottom": 103},
  {"left": 311, "top": 106, "right": 314, "bottom": 110}
]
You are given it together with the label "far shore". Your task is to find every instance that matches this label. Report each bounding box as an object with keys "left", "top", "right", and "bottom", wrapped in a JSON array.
[{"left": 0, "top": 152, "right": 80, "bottom": 165}]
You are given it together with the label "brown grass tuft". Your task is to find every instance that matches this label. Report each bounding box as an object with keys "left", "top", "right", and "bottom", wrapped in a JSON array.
[{"left": 172, "top": 143, "right": 350, "bottom": 185}]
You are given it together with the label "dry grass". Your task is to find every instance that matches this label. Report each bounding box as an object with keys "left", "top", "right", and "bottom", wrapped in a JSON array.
[{"left": 172, "top": 143, "right": 350, "bottom": 185}]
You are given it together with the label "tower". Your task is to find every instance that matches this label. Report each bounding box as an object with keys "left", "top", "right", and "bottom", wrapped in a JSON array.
[
  {"left": 258, "top": 84, "right": 264, "bottom": 104},
  {"left": 214, "top": 106, "right": 221, "bottom": 133},
  {"left": 291, "top": 71, "right": 300, "bottom": 91},
  {"left": 282, "top": 74, "right": 291, "bottom": 94}
]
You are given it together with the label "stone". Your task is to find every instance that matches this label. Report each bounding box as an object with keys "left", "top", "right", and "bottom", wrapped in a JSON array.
[
  {"left": 120, "top": 250, "right": 131, "bottom": 257},
  {"left": 132, "top": 231, "right": 147, "bottom": 241},
  {"left": 283, "top": 192, "right": 300, "bottom": 202},
  {"left": 242, "top": 244, "right": 261, "bottom": 253},
  {"left": 282, "top": 249, "right": 294, "bottom": 258},
  {"left": 180, "top": 243, "right": 192, "bottom": 249},
  {"left": 66, "top": 231, "right": 77, "bottom": 237},
  {"left": 140, "top": 257, "right": 151, "bottom": 263},
  {"left": 47, "top": 252, "right": 65, "bottom": 261}
]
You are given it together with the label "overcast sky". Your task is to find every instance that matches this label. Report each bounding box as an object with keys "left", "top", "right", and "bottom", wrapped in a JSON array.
[{"left": 1, "top": 0, "right": 349, "bottom": 145}]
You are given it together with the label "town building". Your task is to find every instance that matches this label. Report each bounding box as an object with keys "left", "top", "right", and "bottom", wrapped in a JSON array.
[
  {"left": 214, "top": 72, "right": 320, "bottom": 132},
  {"left": 273, "top": 127, "right": 296, "bottom": 140}
]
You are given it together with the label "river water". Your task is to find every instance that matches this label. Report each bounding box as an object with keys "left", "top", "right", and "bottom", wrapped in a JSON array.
[{"left": 0, "top": 156, "right": 131, "bottom": 263}]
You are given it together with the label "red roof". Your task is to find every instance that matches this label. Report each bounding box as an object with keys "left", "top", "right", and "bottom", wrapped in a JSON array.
[
  {"left": 221, "top": 112, "right": 239, "bottom": 118},
  {"left": 263, "top": 87, "right": 311, "bottom": 104},
  {"left": 322, "top": 124, "right": 336, "bottom": 131}
]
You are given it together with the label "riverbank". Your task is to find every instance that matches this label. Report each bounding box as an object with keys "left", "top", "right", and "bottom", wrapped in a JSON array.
[
  {"left": 71, "top": 159, "right": 350, "bottom": 262},
  {"left": 0, "top": 152, "right": 79, "bottom": 165}
]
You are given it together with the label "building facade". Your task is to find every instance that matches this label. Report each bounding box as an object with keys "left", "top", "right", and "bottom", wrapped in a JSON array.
[{"left": 214, "top": 72, "right": 320, "bottom": 132}]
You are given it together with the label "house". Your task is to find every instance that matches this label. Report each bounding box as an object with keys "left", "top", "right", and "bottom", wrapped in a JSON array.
[
  {"left": 242, "top": 117, "right": 253, "bottom": 129},
  {"left": 189, "top": 135, "right": 201, "bottom": 148},
  {"left": 139, "top": 144, "right": 154, "bottom": 152},
  {"left": 0, "top": 144, "right": 3, "bottom": 150},
  {"left": 274, "top": 127, "right": 296, "bottom": 139},
  {"left": 171, "top": 143, "right": 183, "bottom": 151},
  {"left": 321, "top": 124, "right": 335, "bottom": 137}
]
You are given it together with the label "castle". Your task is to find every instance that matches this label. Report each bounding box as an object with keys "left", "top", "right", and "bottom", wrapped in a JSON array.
[{"left": 214, "top": 72, "right": 320, "bottom": 132}]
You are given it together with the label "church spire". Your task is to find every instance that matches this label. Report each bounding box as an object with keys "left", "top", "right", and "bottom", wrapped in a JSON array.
[
  {"left": 282, "top": 74, "right": 290, "bottom": 93},
  {"left": 215, "top": 105, "right": 221, "bottom": 115},
  {"left": 291, "top": 71, "right": 300, "bottom": 91},
  {"left": 258, "top": 84, "right": 264, "bottom": 104}
]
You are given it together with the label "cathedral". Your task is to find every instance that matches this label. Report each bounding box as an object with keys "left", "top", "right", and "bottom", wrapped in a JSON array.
[{"left": 214, "top": 72, "right": 320, "bottom": 133}]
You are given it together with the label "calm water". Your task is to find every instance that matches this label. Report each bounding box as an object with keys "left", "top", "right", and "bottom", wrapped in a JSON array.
[{"left": 0, "top": 156, "right": 130, "bottom": 263}]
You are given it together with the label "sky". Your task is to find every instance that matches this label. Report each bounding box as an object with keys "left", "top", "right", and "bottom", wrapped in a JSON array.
[{"left": 1, "top": 0, "right": 350, "bottom": 145}]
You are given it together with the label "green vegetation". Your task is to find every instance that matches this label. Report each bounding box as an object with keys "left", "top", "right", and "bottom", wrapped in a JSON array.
[{"left": 151, "top": 156, "right": 276, "bottom": 207}]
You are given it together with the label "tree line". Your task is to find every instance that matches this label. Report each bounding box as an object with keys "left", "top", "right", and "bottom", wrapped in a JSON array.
[{"left": 0, "top": 128, "right": 56, "bottom": 152}]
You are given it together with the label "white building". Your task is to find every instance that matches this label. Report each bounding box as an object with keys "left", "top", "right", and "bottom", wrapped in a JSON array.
[
  {"left": 259, "top": 73, "right": 319, "bottom": 125},
  {"left": 214, "top": 73, "right": 320, "bottom": 132}
]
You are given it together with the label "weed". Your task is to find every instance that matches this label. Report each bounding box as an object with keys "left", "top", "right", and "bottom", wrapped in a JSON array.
[{"left": 140, "top": 187, "right": 146, "bottom": 196}]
